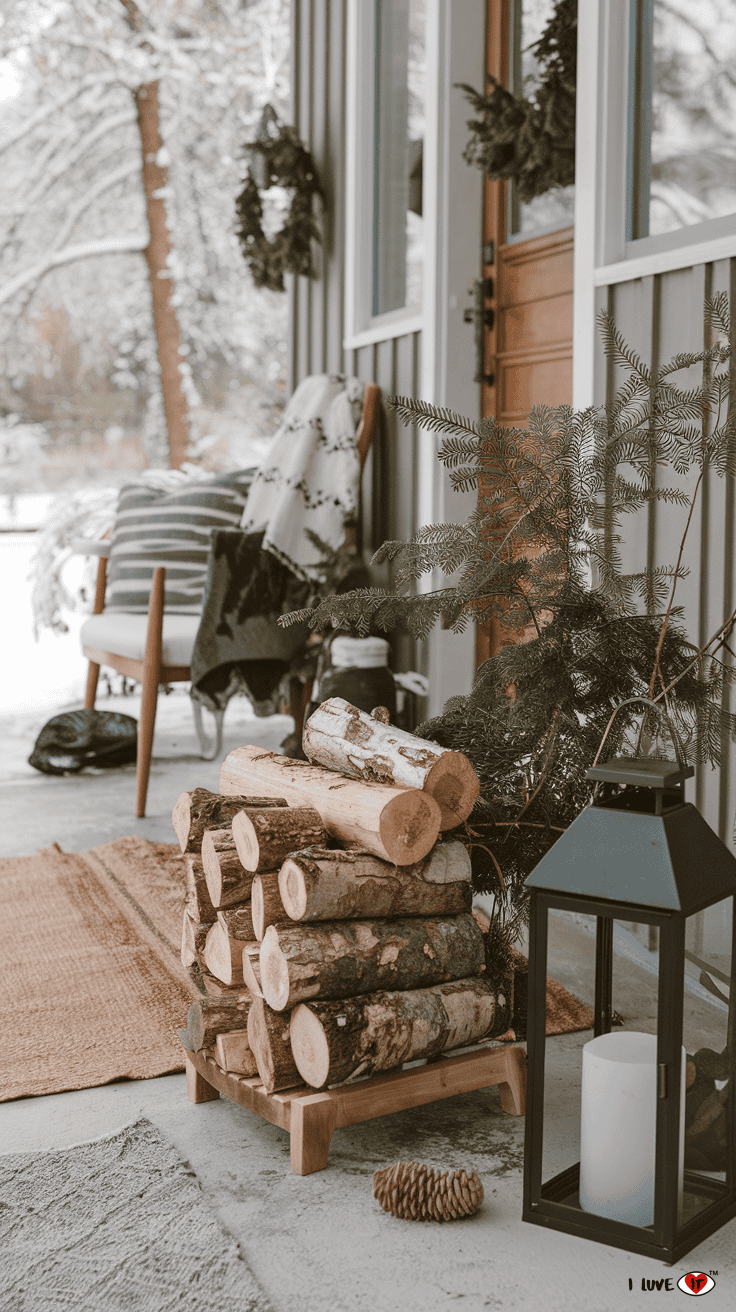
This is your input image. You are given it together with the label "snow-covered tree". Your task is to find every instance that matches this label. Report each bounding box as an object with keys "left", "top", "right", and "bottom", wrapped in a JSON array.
[{"left": 0, "top": 0, "right": 291, "bottom": 469}]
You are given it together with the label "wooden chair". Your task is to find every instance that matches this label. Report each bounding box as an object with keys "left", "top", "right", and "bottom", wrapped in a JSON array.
[{"left": 79, "top": 383, "right": 381, "bottom": 818}]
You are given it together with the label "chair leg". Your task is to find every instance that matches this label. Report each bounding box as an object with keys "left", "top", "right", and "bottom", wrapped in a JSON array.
[
  {"left": 84, "top": 554, "right": 108, "bottom": 710},
  {"left": 84, "top": 661, "right": 100, "bottom": 710},
  {"left": 136, "top": 567, "right": 165, "bottom": 818}
]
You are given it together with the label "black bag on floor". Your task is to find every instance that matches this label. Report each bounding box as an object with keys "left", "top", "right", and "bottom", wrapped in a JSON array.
[{"left": 28, "top": 709, "right": 138, "bottom": 775}]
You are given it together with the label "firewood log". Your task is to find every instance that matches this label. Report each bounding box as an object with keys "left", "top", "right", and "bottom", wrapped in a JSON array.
[
  {"left": 203, "top": 920, "right": 247, "bottom": 987},
  {"left": 218, "top": 905, "right": 255, "bottom": 942},
  {"left": 303, "top": 698, "right": 480, "bottom": 830},
  {"left": 278, "top": 838, "right": 472, "bottom": 924},
  {"left": 220, "top": 745, "right": 441, "bottom": 864},
  {"left": 172, "top": 788, "right": 287, "bottom": 853},
  {"left": 181, "top": 908, "right": 212, "bottom": 969},
  {"left": 259, "top": 913, "right": 485, "bottom": 1012},
  {"left": 231, "top": 804, "right": 327, "bottom": 872},
  {"left": 202, "top": 828, "right": 253, "bottom": 909},
  {"left": 214, "top": 1029, "right": 258, "bottom": 1076},
  {"left": 242, "top": 942, "right": 264, "bottom": 998},
  {"left": 186, "top": 997, "right": 251, "bottom": 1051},
  {"left": 199, "top": 967, "right": 251, "bottom": 1001},
  {"left": 251, "top": 870, "right": 290, "bottom": 941},
  {"left": 290, "top": 976, "right": 509, "bottom": 1088},
  {"left": 246, "top": 996, "right": 302, "bottom": 1093},
  {"left": 184, "top": 853, "right": 216, "bottom": 923}
]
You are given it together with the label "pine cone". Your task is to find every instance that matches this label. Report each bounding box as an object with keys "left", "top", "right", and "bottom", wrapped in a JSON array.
[{"left": 373, "top": 1160, "right": 483, "bottom": 1222}]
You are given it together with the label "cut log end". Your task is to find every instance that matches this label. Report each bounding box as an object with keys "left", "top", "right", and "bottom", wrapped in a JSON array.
[
  {"left": 378, "top": 789, "right": 442, "bottom": 864},
  {"left": 424, "top": 752, "right": 480, "bottom": 830},
  {"left": 259, "top": 925, "right": 291, "bottom": 1011},
  {"left": 279, "top": 858, "right": 308, "bottom": 921},
  {"left": 290, "top": 1004, "right": 330, "bottom": 1089}
]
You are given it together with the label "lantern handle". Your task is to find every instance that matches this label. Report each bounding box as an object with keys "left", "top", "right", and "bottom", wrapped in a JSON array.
[{"left": 591, "top": 696, "right": 688, "bottom": 772}]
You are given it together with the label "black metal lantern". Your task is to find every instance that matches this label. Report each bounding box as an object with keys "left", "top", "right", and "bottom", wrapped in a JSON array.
[{"left": 522, "top": 700, "right": 736, "bottom": 1263}]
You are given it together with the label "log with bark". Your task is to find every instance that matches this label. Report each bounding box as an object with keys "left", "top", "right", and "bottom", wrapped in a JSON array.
[
  {"left": 218, "top": 905, "right": 255, "bottom": 943},
  {"left": 303, "top": 698, "right": 480, "bottom": 830},
  {"left": 214, "top": 1029, "right": 258, "bottom": 1077},
  {"left": 184, "top": 853, "right": 216, "bottom": 924},
  {"left": 242, "top": 942, "right": 263, "bottom": 998},
  {"left": 251, "top": 870, "right": 290, "bottom": 941},
  {"left": 278, "top": 838, "right": 472, "bottom": 924},
  {"left": 172, "top": 787, "right": 286, "bottom": 854},
  {"left": 290, "top": 976, "right": 509, "bottom": 1088},
  {"left": 259, "top": 913, "right": 485, "bottom": 1012},
  {"left": 181, "top": 908, "right": 212, "bottom": 970},
  {"left": 185, "top": 997, "right": 251, "bottom": 1052},
  {"left": 198, "top": 967, "right": 251, "bottom": 1001},
  {"left": 231, "top": 804, "right": 326, "bottom": 872},
  {"left": 246, "top": 996, "right": 303, "bottom": 1093},
  {"left": 220, "top": 746, "right": 441, "bottom": 864},
  {"left": 203, "top": 920, "right": 248, "bottom": 987},
  {"left": 202, "top": 828, "right": 253, "bottom": 909}
]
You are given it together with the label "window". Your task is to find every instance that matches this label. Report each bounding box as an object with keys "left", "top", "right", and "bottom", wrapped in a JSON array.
[
  {"left": 628, "top": 0, "right": 736, "bottom": 241},
  {"left": 346, "top": 0, "right": 426, "bottom": 342},
  {"left": 373, "top": 0, "right": 426, "bottom": 316},
  {"left": 508, "top": 0, "right": 575, "bottom": 242}
]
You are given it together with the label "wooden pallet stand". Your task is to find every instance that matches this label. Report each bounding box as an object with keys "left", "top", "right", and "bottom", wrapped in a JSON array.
[{"left": 184, "top": 1040, "right": 526, "bottom": 1175}]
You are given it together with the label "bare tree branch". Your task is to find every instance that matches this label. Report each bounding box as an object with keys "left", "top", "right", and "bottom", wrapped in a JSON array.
[{"left": 0, "top": 235, "right": 148, "bottom": 308}]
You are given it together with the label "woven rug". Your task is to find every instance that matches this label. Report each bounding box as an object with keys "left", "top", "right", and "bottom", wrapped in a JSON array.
[
  {"left": 0, "top": 1118, "right": 273, "bottom": 1312},
  {"left": 0, "top": 837, "right": 199, "bottom": 1102}
]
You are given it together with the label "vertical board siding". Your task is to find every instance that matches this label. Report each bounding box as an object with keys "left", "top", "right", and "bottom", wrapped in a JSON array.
[
  {"left": 290, "top": 0, "right": 424, "bottom": 679},
  {"left": 599, "top": 258, "right": 736, "bottom": 860}
]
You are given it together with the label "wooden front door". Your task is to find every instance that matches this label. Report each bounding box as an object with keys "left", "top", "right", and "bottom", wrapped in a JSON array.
[{"left": 477, "top": 0, "right": 574, "bottom": 663}]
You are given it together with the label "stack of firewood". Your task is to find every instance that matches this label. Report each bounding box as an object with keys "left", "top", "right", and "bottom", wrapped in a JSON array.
[{"left": 176, "top": 698, "right": 512, "bottom": 1094}]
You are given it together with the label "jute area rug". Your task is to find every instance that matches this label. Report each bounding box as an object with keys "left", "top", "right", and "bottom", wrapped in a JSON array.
[
  {"left": 0, "top": 836, "right": 198, "bottom": 1102},
  {"left": 0, "top": 1118, "right": 273, "bottom": 1312}
]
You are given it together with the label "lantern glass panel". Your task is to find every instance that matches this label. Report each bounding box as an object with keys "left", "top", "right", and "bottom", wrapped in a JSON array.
[
  {"left": 540, "top": 908, "right": 661, "bottom": 1227},
  {"left": 680, "top": 897, "right": 733, "bottom": 1228}
]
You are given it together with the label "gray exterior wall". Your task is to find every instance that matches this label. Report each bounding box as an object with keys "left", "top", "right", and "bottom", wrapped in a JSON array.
[
  {"left": 289, "top": 0, "right": 423, "bottom": 676},
  {"left": 595, "top": 257, "right": 736, "bottom": 872}
]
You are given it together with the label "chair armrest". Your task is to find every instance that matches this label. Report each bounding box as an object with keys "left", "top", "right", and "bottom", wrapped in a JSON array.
[{"left": 70, "top": 538, "right": 110, "bottom": 557}]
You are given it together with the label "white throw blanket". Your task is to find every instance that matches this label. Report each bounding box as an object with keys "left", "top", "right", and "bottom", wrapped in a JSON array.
[{"left": 240, "top": 373, "right": 365, "bottom": 580}]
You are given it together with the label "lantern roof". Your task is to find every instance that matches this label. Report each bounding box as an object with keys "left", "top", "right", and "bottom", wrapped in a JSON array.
[
  {"left": 524, "top": 802, "right": 736, "bottom": 911},
  {"left": 585, "top": 756, "right": 694, "bottom": 790}
]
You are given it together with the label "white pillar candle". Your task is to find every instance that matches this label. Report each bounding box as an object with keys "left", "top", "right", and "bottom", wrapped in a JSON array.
[{"left": 579, "top": 1031, "right": 685, "bottom": 1227}]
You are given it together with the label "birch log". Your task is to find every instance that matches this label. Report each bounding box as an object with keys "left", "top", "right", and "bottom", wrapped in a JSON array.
[
  {"left": 231, "top": 805, "right": 326, "bottom": 872},
  {"left": 259, "top": 913, "right": 485, "bottom": 1012},
  {"left": 251, "top": 870, "right": 290, "bottom": 941},
  {"left": 184, "top": 853, "right": 216, "bottom": 923},
  {"left": 278, "top": 838, "right": 472, "bottom": 923},
  {"left": 219, "top": 746, "right": 441, "bottom": 864},
  {"left": 242, "top": 942, "right": 264, "bottom": 998},
  {"left": 246, "top": 997, "right": 302, "bottom": 1093},
  {"left": 202, "top": 828, "right": 253, "bottom": 909},
  {"left": 186, "top": 997, "right": 251, "bottom": 1051},
  {"left": 303, "top": 698, "right": 480, "bottom": 830},
  {"left": 290, "top": 976, "right": 509, "bottom": 1088},
  {"left": 214, "top": 1029, "right": 258, "bottom": 1077},
  {"left": 172, "top": 787, "right": 287, "bottom": 853},
  {"left": 203, "top": 920, "right": 247, "bottom": 987}
]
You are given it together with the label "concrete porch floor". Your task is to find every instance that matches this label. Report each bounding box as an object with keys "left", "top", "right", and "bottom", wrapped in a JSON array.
[{"left": 1, "top": 690, "right": 735, "bottom": 1311}]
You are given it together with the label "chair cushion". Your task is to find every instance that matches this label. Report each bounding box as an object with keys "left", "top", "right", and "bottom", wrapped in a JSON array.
[
  {"left": 105, "top": 470, "right": 256, "bottom": 614},
  {"left": 80, "top": 612, "right": 200, "bottom": 667}
]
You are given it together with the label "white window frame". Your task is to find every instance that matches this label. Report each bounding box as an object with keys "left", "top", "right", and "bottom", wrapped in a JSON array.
[
  {"left": 573, "top": 0, "right": 736, "bottom": 410},
  {"left": 344, "top": 0, "right": 435, "bottom": 350}
]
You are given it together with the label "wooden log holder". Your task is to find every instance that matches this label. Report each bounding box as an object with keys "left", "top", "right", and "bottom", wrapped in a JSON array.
[{"left": 183, "top": 1039, "right": 526, "bottom": 1176}]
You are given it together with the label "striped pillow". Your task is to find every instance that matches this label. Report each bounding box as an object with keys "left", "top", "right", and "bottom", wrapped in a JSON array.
[{"left": 106, "top": 470, "right": 256, "bottom": 614}]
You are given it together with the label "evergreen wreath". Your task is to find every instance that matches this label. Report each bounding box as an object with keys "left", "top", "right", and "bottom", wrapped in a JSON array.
[
  {"left": 235, "top": 104, "right": 323, "bottom": 292},
  {"left": 458, "top": 0, "right": 576, "bottom": 202}
]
